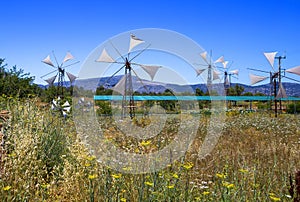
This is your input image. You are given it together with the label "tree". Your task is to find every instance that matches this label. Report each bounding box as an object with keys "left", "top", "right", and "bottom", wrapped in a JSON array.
[{"left": 0, "top": 58, "right": 42, "bottom": 98}]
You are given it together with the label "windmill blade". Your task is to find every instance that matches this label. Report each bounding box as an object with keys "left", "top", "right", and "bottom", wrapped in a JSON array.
[
  {"left": 214, "top": 56, "right": 225, "bottom": 64},
  {"left": 247, "top": 68, "right": 270, "bottom": 74},
  {"left": 213, "top": 70, "right": 221, "bottom": 80},
  {"left": 63, "top": 106, "right": 71, "bottom": 113},
  {"left": 45, "top": 74, "right": 57, "bottom": 85},
  {"left": 96, "top": 48, "right": 115, "bottom": 63},
  {"left": 132, "top": 68, "right": 149, "bottom": 93},
  {"left": 249, "top": 73, "right": 268, "bottom": 85},
  {"left": 200, "top": 52, "right": 208, "bottom": 64},
  {"left": 229, "top": 69, "right": 239, "bottom": 75},
  {"left": 129, "top": 34, "right": 145, "bottom": 53},
  {"left": 63, "top": 52, "right": 74, "bottom": 63},
  {"left": 263, "top": 51, "right": 277, "bottom": 70},
  {"left": 112, "top": 75, "right": 126, "bottom": 95},
  {"left": 286, "top": 65, "right": 300, "bottom": 76},
  {"left": 282, "top": 75, "right": 300, "bottom": 83},
  {"left": 62, "top": 101, "right": 70, "bottom": 107},
  {"left": 41, "top": 69, "right": 58, "bottom": 78},
  {"left": 195, "top": 68, "right": 206, "bottom": 77},
  {"left": 42, "top": 55, "right": 55, "bottom": 67},
  {"left": 129, "top": 43, "right": 151, "bottom": 62},
  {"left": 66, "top": 71, "right": 77, "bottom": 83},
  {"left": 139, "top": 65, "right": 161, "bottom": 80},
  {"left": 222, "top": 61, "right": 229, "bottom": 69},
  {"left": 63, "top": 61, "right": 80, "bottom": 69},
  {"left": 276, "top": 83, "right": 287, "bottom": 99},
  {"left": 102, "top": 65, "right": 126, "bottom": 86}
]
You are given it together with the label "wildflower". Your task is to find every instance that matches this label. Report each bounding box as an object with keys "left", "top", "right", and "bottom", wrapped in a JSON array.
[
  {"left": 202, "top": 191, "right": 210, "bottom": 195},
  {"left": 145, "top": 181, "right": 154, "bottom": 187},
  {"left": 122, "top": 167, "right": 132, "bottom": 171},
  {"left": 120, "top": 198, "right": 127, "bottom": 202},
  {"left": 182, "top": 162, "right": 193, "bottom": 170},
  {"left": 86, "top": 155, "right": 96, "bottom": 161},
  {"left": 172, "top": 173, "right": 179, "bottom": 179},
  {"left": 141, "top": 140, "right": 151, "bottom": 146},
  {"left": 41, "top": 184, "right": 50, "bottom": 189},
  {"left": 88, "top": 174, "right": 97, "bottom": 180},
  {"left": 239, "top": 168, "right": 249, "bottom": 174},
  {"left": 167, "top": 184, "right": 175, "bottom": 189},
  {"left": 222, "top": 181, "right": 234, "bottom": 189},
  {"left": 111, "top": 173, "right": 122, "bottom": 179},
  {"left": 3, "top": 186, "right": 11, "bottom": 191},
  {"left": 269, "top": 196, "right": 281, "bottom": 201},
  {"left": 84, "top": 163, "right": 91, "bottom": 167},
  {"left": 216, "top": 173, "right": 226, "bottom": 179}
]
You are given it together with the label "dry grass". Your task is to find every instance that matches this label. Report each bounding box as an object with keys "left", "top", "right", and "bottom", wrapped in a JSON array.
[{"left": 0, "top": 98, "right": 299, "bottom": 201}]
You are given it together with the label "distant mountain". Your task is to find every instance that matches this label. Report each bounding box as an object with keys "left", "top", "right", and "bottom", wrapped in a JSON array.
[{"left": 39, "top": 76, "right": 300, "bottom": 97}]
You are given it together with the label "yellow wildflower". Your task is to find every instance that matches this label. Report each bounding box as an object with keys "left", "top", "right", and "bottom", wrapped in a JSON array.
[
  {"left": 239, "top": 168, "right": 249, "bottom": 173},
  {"left": 120, "top": 198, "right": 127, "bottom": 202},
  {"left": 172, "top": 173, "right": 179, "bottom": 179},
  {"left": 270, "top": 196, "right": 281, "bottom": 201},
  {"left": 88, "top": 174, "right": 97, "bottom": 179},
  {"left": 182, "top": 162, "right": 193, "bottom": 170},
  {"left": 111, "top": 173, "right": 122, "bottom": 179},
  {"left": 167, "top": 184, "right": 175, "bottom": 189},
  {"left": 202, "top": 191, "right": 210, "bottom": 195},
  {"left": 141, "top": 140, "right": 151, "bottom": 146},
  {"left": 86, "top": 155, "right": 96, "bottom": 161},
  {"left": 3, "top": 186, "right": 11, "bottom": 191},
  {"left": 145, "top": 181, "right": 154, "bottom": 187},
  {"left": 216, "top": 173, "right": 226, "bottom": 179}
]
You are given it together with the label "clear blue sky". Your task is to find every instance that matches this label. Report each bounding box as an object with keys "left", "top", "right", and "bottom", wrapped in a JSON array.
[{"left": 1, "top": 0, "right": 300, "bottom": 85}]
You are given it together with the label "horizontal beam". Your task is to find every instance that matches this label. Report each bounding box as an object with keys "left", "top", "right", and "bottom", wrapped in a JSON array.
[{"left": 94, "top": 95, "right": 300, "bottom": 101}]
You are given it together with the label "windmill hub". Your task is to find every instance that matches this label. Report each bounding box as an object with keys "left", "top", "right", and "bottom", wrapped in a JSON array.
[{"left": 125, "top": 58, "right": 131, "bottom": 70}]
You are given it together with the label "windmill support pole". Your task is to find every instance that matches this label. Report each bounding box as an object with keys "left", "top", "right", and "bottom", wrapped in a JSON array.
[
  {"left": 274, "top": 78, "right": 277, "bottom": 117},
  {"left": 275, "top": 55, "right": 286, "bottom": 112}
]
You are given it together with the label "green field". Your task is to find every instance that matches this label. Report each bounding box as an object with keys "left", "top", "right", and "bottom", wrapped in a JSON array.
[{"left": 1, "top": 98, "right": 300, "bottom": 201}]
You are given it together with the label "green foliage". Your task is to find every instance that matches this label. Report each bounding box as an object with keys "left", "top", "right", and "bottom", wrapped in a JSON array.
[
  {"left": 287, "top": 102, "right": 300, "bottom": 114},
  {"left": 0, "top": 59, "right": 42, "bottom": 98},
  {"left": 227, "top": 84, "right": 244, "bottom": 96}
]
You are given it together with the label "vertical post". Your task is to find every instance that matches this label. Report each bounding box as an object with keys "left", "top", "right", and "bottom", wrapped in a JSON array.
[
  {"left": 275, "top": 55, "right": 286, "bottom": 112},
  {"left": 274, "top": 78, "right": 277, "bottom": 117}
]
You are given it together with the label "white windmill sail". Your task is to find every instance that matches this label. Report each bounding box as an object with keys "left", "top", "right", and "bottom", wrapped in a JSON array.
[
  {"left": 263, "top": 52, "right": 278, "bottom": 69},
  {"left": 214, "top": 56, "right": 225, "bottom": 64},
  {"left": 249, "top": 73, "right": 268, "bottom": 85},
  {"left": 62, "top": 101, "right": 70, "bottom": 107},
  {"left": 112, "top": 75, "right": 126, "bottom": 95},
  {"left": 66, "top": 72, "right": 77, "bottom": 83},
  {"left": 276, "top": 83, "right": 287, "bottom": 99},
  {"left": 42, "top": 55, "right": 55, "bottom": 67},
  {"left": 63, "top": 52, "right": 74, "bottom": 63},
  {"left": 200, "top": 51, "right": 208, "bottom": 64},
  {"left": 195, "top": 68, "right": 206, "bottom": 76},
  {"left": 230, "top": 69, "right": 239, "bottom": 75},
  {"left": 45, "top": 75, "right": 57, "bottom": 85},
  {"left": 222, "top": 61, "right": 229, "bottom": 69},
  {"left": 213, "top": 70, "right": 221, "bottom": 80},
  {"left": 140, "top": 65, "right": 161, "bottom": 80},
  {"left": 129, "top": 34, "right": 144, "bottom": 52},
  {"left": 286, "top": 66, "right": 300, "bottom": 76},
  {"left": 96, "top": 48, "right": 115, "bottom": 63}
]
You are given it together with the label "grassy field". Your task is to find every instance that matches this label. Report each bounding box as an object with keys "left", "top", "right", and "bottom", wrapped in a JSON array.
[{"left": 1, "top": 98, "right": 300, "bottom": 201}]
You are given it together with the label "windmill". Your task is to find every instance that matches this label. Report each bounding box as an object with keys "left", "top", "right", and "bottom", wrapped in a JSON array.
[
  {"left": 248, "top": 51, "right": 300, "bottom": 116},
  {"left": 96, "top": 34, "right": 161, "bottom": 119},
  {"left": 195, "top": 51, "right": 224, "bottom": 92},
  {"left": 51, "top": 97, "right": 71, "bottom": 118},
  {"left": 217, "top": 60, "right": 239, "bottom": 92},
  {"left": 41, "top": 51, "right": 79, "bottom": 97}
]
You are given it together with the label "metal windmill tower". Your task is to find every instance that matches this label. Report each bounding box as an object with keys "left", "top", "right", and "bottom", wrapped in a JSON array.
[
  {"left": 41, "top": 51, "right": 79, "bottom": 97},
  {"left": 96, "top": 34, "right": 161, "bottom": 119},
  {"left": 195, "top": 51, "right": 223, "bottom": 92},
  {"left": 248, "top": 51, "right": 300, "bottom": 117},
  {"left": 217, "top": 60, "right": 239, "bottom": 92}
]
